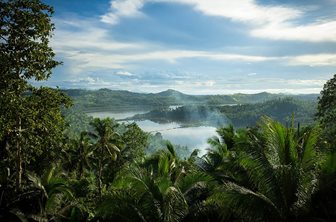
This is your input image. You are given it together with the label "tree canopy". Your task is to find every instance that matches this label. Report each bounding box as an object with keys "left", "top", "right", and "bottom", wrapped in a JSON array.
[
  {"left": 317, "top": 74, "right": 336, "bottom": 148},
  {"left": 0, "top": 0, "right": 70, "bottom": 191}
]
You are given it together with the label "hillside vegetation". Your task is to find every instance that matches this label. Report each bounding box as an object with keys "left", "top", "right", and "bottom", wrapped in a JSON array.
[
  {"left": 64, "top": 88, "right": 318, "bottom": 112},
  {"left": 128, "top": 98, "right": 316, "bottom": 127}
]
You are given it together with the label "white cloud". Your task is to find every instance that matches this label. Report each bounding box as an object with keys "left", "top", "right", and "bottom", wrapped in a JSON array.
[
  {"left": 193, "top": 80, "right": 216, "bottom": 87},
  {"left": 49, "top": 4, "right": 336, "bottom": 95},
  {"left": 253, "top": 78, "right": 327, "bottom": 87},
  {"left": 164, "top": 0, "right": 301, "bottom": 25},
  {"left": 67, "top": 77, "right": 111, "bottom": 86},
  {"left": 285, "top": 79, "right": 326, "bottom": 86},
  {"left": 102, "top": 0, "right": 300, "bottom": 25},
  {"left": 57, "top": 48, "right": 275, "bottom": 74},
  {"left": 101, "top": 0, "right": 335, "bottom": 43},
  {"left": 52, "top": 19, "right": 144, "bottom": 52},
  {"left": 52, "top": 29, "right": 142, "bottom": 52},
  {"left": 146, "top": 77, "right": 325, "bottom": 95},
  {"left": 114, "top": 71, "right": 135, "bottom": 76},
  {"left": 116, "top": 50, "right": 274, "bottom": 63},
  {"left": 251, "top": 20, "right": 336, "bottom": 42},
  {"left": 51, "top": 17, "right": 336, "bottom": 76},
  {"left": 287, "top": 54, "right": 336, "bottom": 66},
  {"left": 101, "top": 0, "right": 145, "bottom": 25},
  {"left": 174, "top": 1, "right": 336, "bottom": 42},
  {"left": 51, "top": 18, "right": 277, "bottom": 73},
  {"left": 52, "top": 23, "right": 336, "bottom": 75},
  {"left": 62, "top": 49, "right": 336, "bottom": 74}
]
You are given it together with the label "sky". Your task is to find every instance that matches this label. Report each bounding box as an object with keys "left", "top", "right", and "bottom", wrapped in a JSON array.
[{"left": 39, "top": 0, "right": 336, "bottom": 94}]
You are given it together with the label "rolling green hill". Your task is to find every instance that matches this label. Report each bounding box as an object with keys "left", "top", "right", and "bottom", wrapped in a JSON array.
[{"left": 63, "top": 88, "right": 318, "bottom": 112}]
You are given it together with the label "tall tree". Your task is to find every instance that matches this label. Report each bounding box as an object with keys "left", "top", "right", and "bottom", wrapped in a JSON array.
[
  {"left": 0, "top": 0, "right": 68, "bottom": 190},
  {"left": 89, "top": 118, "right": 123, "bottom": 197},
  {"left": 316, "top": 74, "right": 336, "bottom": 149},
  {"left": 69, "top": 132, "right": 94, "bottom": 180}
]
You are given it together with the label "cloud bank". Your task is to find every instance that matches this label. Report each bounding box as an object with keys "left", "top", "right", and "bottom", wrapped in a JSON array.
[
  {"left": 101, "top": 0, "right": 336, "bottom": 42},
  {"left": 44, "top": 0, "right": 336, "bottom": 94}
]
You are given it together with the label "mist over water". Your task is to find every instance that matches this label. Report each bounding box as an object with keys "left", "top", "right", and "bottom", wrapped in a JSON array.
[
  {"left": 159, "top": 126, "right": 216, "bottom": 156},
  {"left": 89, "top": 111, "right": 148, "bottom": 120},
  {"left": 88, "top": 111, "right": 217, "bottom": 155}
]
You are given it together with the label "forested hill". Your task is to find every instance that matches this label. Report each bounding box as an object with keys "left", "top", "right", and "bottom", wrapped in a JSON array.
[
  {"left": 128, "top": 98, "right": 316, "bottom": 127},
  {"left": 63, "top": 88, "right": 318, "bottom": 112}
]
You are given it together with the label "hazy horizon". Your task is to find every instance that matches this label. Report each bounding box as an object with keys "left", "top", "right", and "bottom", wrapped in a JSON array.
[
  {"left": 56, "top": 87, "right": 320, "bottom": 96},
  {"left": 39, "top": 0, "right": 336, "bottom": 94}
]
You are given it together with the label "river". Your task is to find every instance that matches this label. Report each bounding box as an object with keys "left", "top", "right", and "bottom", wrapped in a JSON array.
[{"left": 88, "top": 109, "right": 217, "bottom": 155}]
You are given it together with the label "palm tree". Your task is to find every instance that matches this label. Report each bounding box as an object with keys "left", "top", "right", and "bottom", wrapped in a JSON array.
[
  {"left": 206, "top": 117, "right": 320, "bottom": 221},
  {"left": 199, "top": 125, "right": 250, "bottom": 184},
  {"left": 96, "top": 144, "right": 214, "bottom": 222},
  {"left": 28, "top": 165, "right": 74, "bottom": 219},
  {"left": 96, "top": 166, "right": 188, "bottom": 222},
  {"left": 205, "top": 125, "right": 235, "bottom": 167},
  {"left": 143, "top": 142, "right": 181, "bottom": 182},
  {"left": 70, "top": 132, "right": 94, "bottom": 180},
  {"left": 89, "top": 118, "right": 123, "bottom": 197},
  {"left": 0, "top": 165, "right": 75, "bottom": 221}
]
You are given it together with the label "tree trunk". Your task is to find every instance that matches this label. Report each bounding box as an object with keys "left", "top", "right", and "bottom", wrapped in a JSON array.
[
  {"left": 77, "top": 144, "right": 83, "bottom": 180},
  {"left": 15, "top": 117, "right": 22, "bottom": 191},
  {"left": 98, "top": 157, "right": 102, "bottom": 198}
]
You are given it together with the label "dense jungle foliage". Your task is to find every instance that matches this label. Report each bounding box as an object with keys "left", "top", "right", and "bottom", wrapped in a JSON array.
[
  {"left": 1, "top": 1, "right": 336, "bottom": 222},
  {"left": 128, "top": 97, "right": 316, "bottom": 127}
]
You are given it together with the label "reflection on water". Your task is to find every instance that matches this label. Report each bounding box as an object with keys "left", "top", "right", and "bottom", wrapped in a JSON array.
[
  {"left": 160, "top": 125, "right": 216, "bottom": 156},
  {"left": 88, "top": 111, "right": 217, "bottom": 155},
  {"left": 131, "top": 120, "right": 180, "bottom": 132},
  {"left": 168, "top": 105, "right": 183, "bottom": 110},
  {"left": 88, "top": 111, "right": 148, "bottom": 120}
]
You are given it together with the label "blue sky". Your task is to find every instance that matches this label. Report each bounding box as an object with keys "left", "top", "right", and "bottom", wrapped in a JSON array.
[{"left": 40, "top": 0, "right": 336, "bottom": 94}]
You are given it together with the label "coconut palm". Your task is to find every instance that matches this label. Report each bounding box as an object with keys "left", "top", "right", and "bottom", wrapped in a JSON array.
[
  {"left": 0, "top": 165, "right": 75, "bottom": 221},
  {"left": 205, "top": 125, "right": 235, "bottom": 167},
  {"left": 96, "top": 165, "right": 188, "bottom": 222},
  {"left": 96, "top": 144, "right": 215, "bottom": 222},
  {"left": 143, "top": 142, "right": 181, "bottom": 182},
  {"left": 207, "top": 117, "right": 320, "bottom": 222},
  {"left": 89, "top": 118, "right": 123, "bottom": 197},
  {"left": 65, "top": 132, "right": 94, "bottom": 180},
  {"left": 198, "top": 125, "right": 250, "bottom": 184}
]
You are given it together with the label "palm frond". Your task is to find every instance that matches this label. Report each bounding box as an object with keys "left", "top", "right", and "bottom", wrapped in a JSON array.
[
  {"left": 96, "top": 190, "right": 148, "bottom": 222},
  {"left": 177, "top": 171, "right": 213, "bottom": 194},
  {"left": 260, "top": 116, "right": 298, "bottom": 167},
  {"left": 235, "top": 151, "right": 283, "bottom": 207},
  {"left": 166, "top": 142, "right": 177, "bottom": 159},
  {"left": 300, "top": 127, "right": 319, "bottom": 170},
  {"left": 207, "top": 182, "right": 281, "bottom": 221},
  {"left": 162, "top": 186, "right": 188, "bottom": 222}
]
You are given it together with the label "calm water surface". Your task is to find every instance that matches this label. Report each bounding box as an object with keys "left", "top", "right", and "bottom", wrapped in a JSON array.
[
  {"left": 88, "top": 111, "right": 148, "bottom": 120},
  {"left": 88, "top": 111, "right": 217, "bottom": 155}
]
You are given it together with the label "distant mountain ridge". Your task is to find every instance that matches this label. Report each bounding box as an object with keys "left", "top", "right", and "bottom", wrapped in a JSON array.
[{"left": 63, "top": 88, "right": 319, "bottom": 112}]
